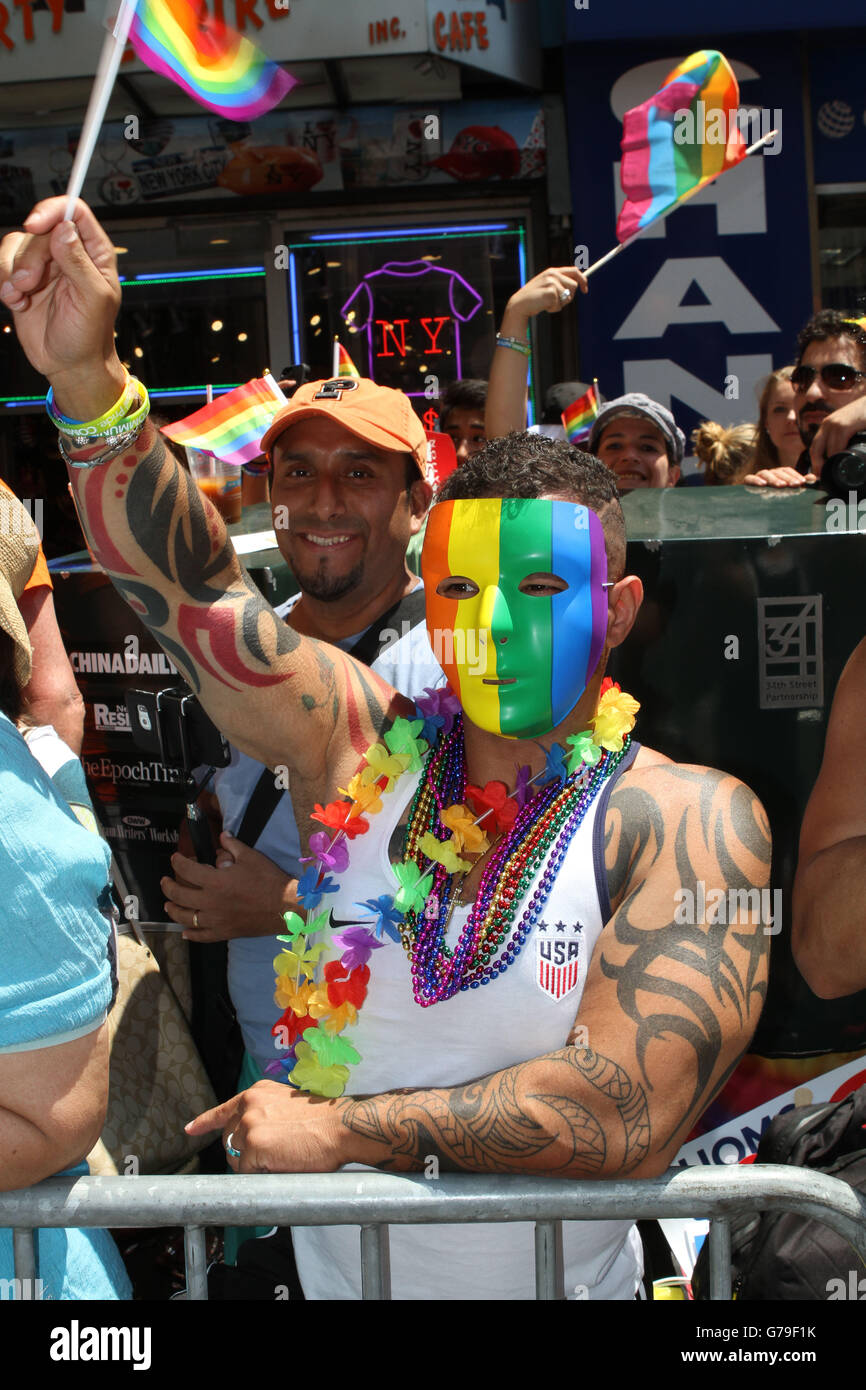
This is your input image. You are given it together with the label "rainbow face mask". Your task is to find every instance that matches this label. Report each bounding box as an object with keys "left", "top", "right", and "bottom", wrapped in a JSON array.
[{"left": 421, "top": 498, "right": 609, "bottom": 739}]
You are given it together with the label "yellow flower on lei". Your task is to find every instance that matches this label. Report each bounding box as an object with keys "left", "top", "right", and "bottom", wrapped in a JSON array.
[
  {"left": 340, "top": 772, "right": 384, "bottom": 818},
  {"left": 274, "top": 975, "right": 315, "bottom": 1014},
  {"left": 590, "top": 685, "right": 640, "bottom": 751},
  {"left": 418, "top": 831, "right": 471, "bottom": 875},
  {"left": 306, "top": 984, "right": 359, "bottom": 1034},
  {"left": 440, "top": 803, "right": 489, "bottom": 854},
  {"left": 275, "top": 940, "right": 329, "bottom": 981},
  {"left": 362, "top": 742, "right": 412, "bottom": 792}
]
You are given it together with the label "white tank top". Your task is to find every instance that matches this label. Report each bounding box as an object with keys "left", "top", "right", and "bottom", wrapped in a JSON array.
[{"left": 292, "top": 742, "right": 643, "bottom": 1301}]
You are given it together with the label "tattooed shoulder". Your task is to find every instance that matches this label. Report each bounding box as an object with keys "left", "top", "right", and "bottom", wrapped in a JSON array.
[{"left": 604, "top": 760, "right": 771, "bottom": 912}]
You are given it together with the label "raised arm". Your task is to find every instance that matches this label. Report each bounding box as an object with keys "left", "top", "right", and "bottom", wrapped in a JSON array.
[
  {"left": 0, "top": 200, "right": 403, "bottom": 808},
  {"left": 792, "top": 636, "right": 866, "bottom": 997},
  {"left": 485, "top": 265, "right": 586, "bottom": 440},
  {"left": 191, "top": 763, "right": 771, "bottom": 1178}
]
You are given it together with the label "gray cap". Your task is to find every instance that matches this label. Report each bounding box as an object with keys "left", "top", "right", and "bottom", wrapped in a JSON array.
[{"left": 588, "top": 392, "right": 685, "bottom": 466}]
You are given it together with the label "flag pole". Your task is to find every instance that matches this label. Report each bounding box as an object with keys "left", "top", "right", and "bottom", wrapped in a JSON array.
[
  {"left": 64, "top": 0, "right": 139, "bottom": 219},
  {"left": 583, "top": 130, "right": 779, "bottom": 279},
  {"left": 332, "top": 338, "right": 340, "bottom": 377},
  {"left": 262, "top": 371, "right": 288, "bottom": 404}
]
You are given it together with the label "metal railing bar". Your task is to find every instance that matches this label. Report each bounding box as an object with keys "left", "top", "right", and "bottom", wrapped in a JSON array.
[
  {"left": 534, "top": 1219, "right": 565, "bottom": 1300},
  {"left": 12, "top": 1228, "right": 35, "bottom": 1283},
  {"left": 708, "top": 1216, "right": 732, "bottom": 1300},
  {"left": 183, "top": 1225, "right": 208, "bottom": 1302},
  {"left": 1, "top": 1167, "right": 863, "bottom": 1264},
  {"left": 359, "top": 1224, "right": 391, "bottom": 1300}
]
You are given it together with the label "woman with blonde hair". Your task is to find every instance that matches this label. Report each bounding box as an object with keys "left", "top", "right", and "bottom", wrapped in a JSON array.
[
  {"left": 743, "top": 366, "right": 811, "bottom": 487},
  {"left": 691, "top": 419, "right": 758, "bottom": 486}
]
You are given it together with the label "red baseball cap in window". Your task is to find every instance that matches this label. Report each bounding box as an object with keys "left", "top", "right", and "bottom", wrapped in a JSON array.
[
  {"left": 432, "top": 125, "right": 521, "bottom": 182},
  {"left": 261, "top": 377, "right": 428, "bottom": 474}
]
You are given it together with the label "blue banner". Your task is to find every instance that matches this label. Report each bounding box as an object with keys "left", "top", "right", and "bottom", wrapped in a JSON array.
[
  {"left": 808, "top": 33, "right": 866, "bottom": 185},
  {"left": 564, "top": 39, "right": 813, "bottom": 455}
]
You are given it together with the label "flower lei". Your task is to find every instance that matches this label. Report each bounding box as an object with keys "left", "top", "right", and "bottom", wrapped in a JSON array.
[{"left": 268, "top": 678, "right": 639, "bottom": 1098}]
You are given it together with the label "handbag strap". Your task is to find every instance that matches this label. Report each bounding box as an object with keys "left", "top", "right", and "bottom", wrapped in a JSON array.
[{"left": 235, "top": 585, "right": 427, "bottom": 848}]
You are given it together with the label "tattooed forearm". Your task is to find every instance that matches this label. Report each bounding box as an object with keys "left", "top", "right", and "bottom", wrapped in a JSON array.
[
  {"left": 601, "top": 767, "right": 771, "bottom": 1145},
  {"left": 344, "top": 1045, "right": 649, "bottom": 1178}
]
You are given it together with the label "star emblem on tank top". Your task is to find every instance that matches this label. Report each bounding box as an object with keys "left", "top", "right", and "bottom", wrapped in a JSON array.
[{"left": 535, "top": 919, "right": 585, "bottom": 1001}]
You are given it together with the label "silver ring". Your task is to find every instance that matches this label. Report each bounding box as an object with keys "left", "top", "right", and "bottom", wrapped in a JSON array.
[
  {"left": 192, "top": 911, "right": 200, "bottom": 929},
  {"left": 225, "top": 1131, "right": 241, "bottom": 1159},
  {"left": 559, "top": 289, "right": 571, "bottom": 303}
]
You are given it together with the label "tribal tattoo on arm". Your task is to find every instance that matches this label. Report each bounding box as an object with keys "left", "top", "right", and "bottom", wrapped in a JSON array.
[
  {"left": 339, "top": 765, "right": 770, "bottom": 1180},
  {"left": 67, "top": 422, "right": 398, "bottom": 781},
  {"left": 343, "top": 1043, "right": 648, "bottom": 1177},
  {"left": 598, "top": 765, "right": 772, "bottom": 1151}
]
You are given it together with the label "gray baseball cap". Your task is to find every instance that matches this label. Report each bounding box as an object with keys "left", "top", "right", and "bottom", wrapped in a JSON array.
[{"left": 588, "top": 392, "right": 685, "bottom": 466}]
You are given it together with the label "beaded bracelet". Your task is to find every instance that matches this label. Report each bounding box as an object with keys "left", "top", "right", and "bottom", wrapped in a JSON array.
[
  {"left": 47, "top": 373, "right": 137, "bottom": 435},
  {"left": 60, "top": 381, "right": 151, "bottom": 451},
  {"left": 58, "top": 421, "right": 147, "bottom": 470},
  {"left": 495, "top": 333, "right": 531, "bottom": 358}
]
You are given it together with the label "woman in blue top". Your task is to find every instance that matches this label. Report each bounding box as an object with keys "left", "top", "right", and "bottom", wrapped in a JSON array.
[{"left": 0, "top": 493, "right": 129, "bottom": 1300}]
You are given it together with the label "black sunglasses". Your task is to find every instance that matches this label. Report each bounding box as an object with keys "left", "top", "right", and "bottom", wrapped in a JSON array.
[{"left": 791, "top": 362, "right": 866, "bottom": 392}]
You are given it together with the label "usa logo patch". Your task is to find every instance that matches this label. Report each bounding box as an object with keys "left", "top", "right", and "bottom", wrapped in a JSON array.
[{"left": 535, "top": 919, "right": 585, "bottom": 1001}]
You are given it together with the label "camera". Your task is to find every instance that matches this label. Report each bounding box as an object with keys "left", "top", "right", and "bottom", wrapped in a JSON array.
[
  {"left": 818, "top": 432, "right": 866, "bottom": 502},
  {"left": 125, "top": 685, "right": 231, "bottom": 776}
]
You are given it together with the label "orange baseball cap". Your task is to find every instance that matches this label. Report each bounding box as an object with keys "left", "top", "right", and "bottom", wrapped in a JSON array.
[{"left": 261, "top": 377, "right": 427, "bottom": 473}]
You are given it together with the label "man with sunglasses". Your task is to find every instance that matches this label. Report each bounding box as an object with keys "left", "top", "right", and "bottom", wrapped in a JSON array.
[{"left": 745, "top": 310, "right": 866, "bottom": 488}]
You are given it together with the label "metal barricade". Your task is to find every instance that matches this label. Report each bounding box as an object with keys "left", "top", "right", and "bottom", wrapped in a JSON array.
[{"left": 2, "top": 1165, "right": 865, "bottom": 1300}]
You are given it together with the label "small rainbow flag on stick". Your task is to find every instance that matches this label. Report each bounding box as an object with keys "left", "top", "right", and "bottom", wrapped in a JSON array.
[
  {"left": 332, "top": 340, "right": 361, "bottom": 380},
  {"left": 162, "top": 376, "right": 286, "bottom": 466},
  {"left": 129, "top": 0, "right": 297, "bottom": 120},
  {"left": 616, "top": 50, "right": 746, "bottom": 243},
  {"left": 561, "top": 383, "right": 600, "bottom": 443}
]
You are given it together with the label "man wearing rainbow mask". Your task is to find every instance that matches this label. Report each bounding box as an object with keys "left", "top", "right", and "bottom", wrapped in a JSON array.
[{"left": 0, "top": 200, "right": 771, "bottom": 1301}]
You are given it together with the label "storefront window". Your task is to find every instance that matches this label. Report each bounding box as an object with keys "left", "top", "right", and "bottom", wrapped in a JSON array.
[{"left": 284, "top": 218, "right": 530, "bottom": 421}]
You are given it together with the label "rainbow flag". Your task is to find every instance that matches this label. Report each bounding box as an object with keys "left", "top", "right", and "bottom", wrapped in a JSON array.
[
  {"left": 333, "top": 341, "right": 361, "bottom": 379},
  {"left": 162, "top": 377, "right": 284, "bottom": 465},
  {"left": 617, "top": 50, "right": 746, "bottom": 243},
  {"left": 561, "top": 384, "right": 600, "bottom": 443},
  {"left": 129, "top": 0, "right": 296, "bottom": 121}
]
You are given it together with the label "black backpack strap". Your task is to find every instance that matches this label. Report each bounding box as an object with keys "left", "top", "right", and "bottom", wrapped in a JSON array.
[
  {"left": 236, "top": 766, "right": 284, "bottom": 847},
  {"left": 345, "top": 584, "right": 426, "bottom": 667}
]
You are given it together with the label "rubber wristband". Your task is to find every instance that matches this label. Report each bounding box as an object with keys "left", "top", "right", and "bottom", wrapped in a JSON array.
[
  {"left": 495, "top": 333, "right": 531, "bottom": 357},
  {"left": 47, "top": 373, "right": 136, "bottom": 434},
  {"left": 62, "top": 382, "right": 150, "bottom": 449}
]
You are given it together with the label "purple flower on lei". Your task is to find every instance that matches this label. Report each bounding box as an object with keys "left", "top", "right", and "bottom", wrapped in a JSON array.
[
  {"left": 334, "top": 926, "right": 386, "bottom": 971},
  {"left": 265, "top": 1048, "right": 297, "bottom": 1080},
  {"left": 414, "top": 685, "right": 460, "bottom": 744},
  {"left": 513, "top": 763, "right": 533, "bottom": 810},
  {"left": 302, "top": 831, "right": 350, "bottom": 875},
  {"left": 355, "top": 895, "right": 404, "bottom": 942}
]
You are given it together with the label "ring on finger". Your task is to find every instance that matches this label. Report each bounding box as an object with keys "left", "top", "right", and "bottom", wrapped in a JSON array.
[
  {"left": 193, "top": 910, "right": 200, "bottom": 929},
  {"left": 225, "top": 1131, "right": 241, "bottom": 1159},
  {"left": 559, "top": 289, "right": 571, "bottom": 304}
]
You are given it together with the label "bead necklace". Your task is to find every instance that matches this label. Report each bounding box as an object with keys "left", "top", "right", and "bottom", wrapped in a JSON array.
[{"left": 400, "top": 722, "right": 627, "bottom": 1006}]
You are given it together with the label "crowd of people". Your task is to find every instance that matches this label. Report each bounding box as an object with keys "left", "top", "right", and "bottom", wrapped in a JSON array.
[{"left": 0, "top": 201, "right": 863, "bottom": 1303}]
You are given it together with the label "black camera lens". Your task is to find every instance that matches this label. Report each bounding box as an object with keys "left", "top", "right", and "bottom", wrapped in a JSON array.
[{"left": 822, "top": 432, "right": 866, "bottom": 502}]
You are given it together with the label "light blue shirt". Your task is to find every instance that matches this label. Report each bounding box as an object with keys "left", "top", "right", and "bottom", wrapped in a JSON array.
[{"left": 0, "top": 712, "right": 130, "bottom": 1300}]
